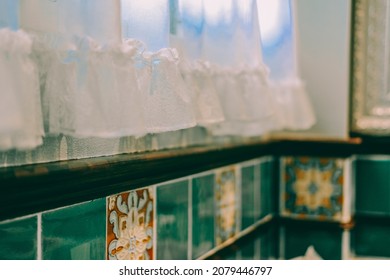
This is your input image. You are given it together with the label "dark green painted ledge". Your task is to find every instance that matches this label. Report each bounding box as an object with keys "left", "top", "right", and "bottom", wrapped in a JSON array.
[{"left": 0, "top": 136, "right": 371, "bottom": 221}]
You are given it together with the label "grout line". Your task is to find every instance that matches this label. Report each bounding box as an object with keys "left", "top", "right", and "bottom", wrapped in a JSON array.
[
  {"left": 104, "top": 194, "right": 108, "bottom": 260},
  {"left": 279, "top": 158, "right": 285, "bottom": 216},
  {"left": 279, "top": 225, "right": 285, "bottom": 260},
  {"left": 355, "top": 154, "right": 390, "bottom": 161},
  {"left": 255, "top": 160, "right": 261, "bottom": 220},
  {"left": 236, "top": 166, "right": 242, "bottom": 237},
  {"left": 188, "top": 176, "right": 193, "bottom": 260},
  {"left": 256, "top": 233, "right": 261, "bottom": 260},
  {"left": 37, "top": 213, "right": 42, "bottom": 260},
  {"left": 342, "top": 159, "right": 352, "bottom": 223},
  {"left": 152, "top": 185, "right": 157, "bottom": 260},
  {"left": 156, "top": 175, "right": 190, "bottom": 187},
  {"left": 0, "top": 213, "right": 39, "bottom": 225},
  {"left": 191, "top": 168, "right": 216, "bottom": 179},
  {"left": 341, "top": 229, "right": 350, "bottom": 260}
]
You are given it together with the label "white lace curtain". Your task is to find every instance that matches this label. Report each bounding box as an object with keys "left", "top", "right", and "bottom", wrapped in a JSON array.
[{"left": 0, "top": 0, "right": 315, "bottom": 151}]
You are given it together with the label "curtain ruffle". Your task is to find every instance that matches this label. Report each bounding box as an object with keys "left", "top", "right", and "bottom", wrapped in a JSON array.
[
  {"left": 271, "top": 78, "right": 316, "bottom": 130},
  {"left": 0, "top": 29, "right": 43, "bottom": 150},
  {"left": 0, "top": 28, "right": 316, "bottom": 151}
]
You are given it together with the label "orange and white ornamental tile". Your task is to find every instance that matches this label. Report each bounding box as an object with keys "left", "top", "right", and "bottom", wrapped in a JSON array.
[{"left": 106, "top": 187, "right": 154, "bottom": 260}]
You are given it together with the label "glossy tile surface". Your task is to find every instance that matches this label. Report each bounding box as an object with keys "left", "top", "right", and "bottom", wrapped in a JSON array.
[
  {"left": 260, "top": 158, "right": 276, "bottom": 218},
  {"left": 192, "top": 174, "right": 215, "bottom": 259},
  {"left": 42, "top": 199, "right": 105, "bottom": 260},
  {"left": 241, "top": 164, "right": 256, "bottom": 229},
  {"left": 215, "top": 167, "right": 238, "bottom": 245},
  {"left": 106, "top": 188, "right": 154, "bottom": 260},
  {"left": 354, "top": 221, "right": 390, "bottom": 258},
  {"left": 355, "top": 159, "right": 390, "bottom": 215},
  {"left": 281, "top": 157, "right": 346, "bottom": 221},
  {"left": 0, "top": 216, "right": 37, "bottom": 260},
  {"left": 156, "top": 180, "right": 188, "bottom": 260},
  {"left": 282, "top": 223, "right": 342, "bottom": 260}
]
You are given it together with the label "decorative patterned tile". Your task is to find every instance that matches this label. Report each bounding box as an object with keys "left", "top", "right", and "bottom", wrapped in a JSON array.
[
  {"left": 156, "top": 180, "right": 188, "bottom": 260},
  {"left": 281, "top": 222, "right": 343, "bottom": 260},
  {"left": 0, "top": 216, "right": 37, "bottom": 260},
  {"left": 192, "top": 174, "right": 215, "bottom": 259},
  {"left": 215, "top": 167, "right": 238, "bottom": 245},
  {"left": 355, "top": 158, "right": 390, "bottom": 215},
  {"left": 42, "top": 199, "right": 106, "bottom": 260},
  {"left": 280, "top": 157, "right": 352, "bottom": 222},
  {"left": 241, "top": 164, "right": 257, "bottom": 229},
  {"left": 106, "top": 187, "right": 154, "bottom": 260}
]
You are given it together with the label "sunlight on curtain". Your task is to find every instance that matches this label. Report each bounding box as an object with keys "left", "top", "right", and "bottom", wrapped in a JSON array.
[
  {"left": 121, "top": 0, "right": 169, "bottom": 52},
  {"left": 201, "top": 0, "right": 275, "bottom": 136},
  {"left": 258, "top": 0, "right": 315, "bottom": 130},
  {"left": 121, "top": 0, "right": 196, "bottom": 133},
  {"left": 0, "top": 1, "right": 43, "bottom": 150},
  {"left": 0, "top": 0, "right": 316, "bottom": 156},
  {"left": 0, "top": 0, "right": 19, "bottom": 31}
]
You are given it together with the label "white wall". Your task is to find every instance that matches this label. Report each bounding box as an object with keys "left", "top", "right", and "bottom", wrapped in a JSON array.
[{"left": 294, "top": 0, "right": 351, "bottom": 139}]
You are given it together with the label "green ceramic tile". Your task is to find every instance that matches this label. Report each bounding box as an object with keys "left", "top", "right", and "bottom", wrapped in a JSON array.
[
  {"left": 355, "top": 159, "right": 390, "bottom": 215},
  {"left": 260, "top": 159, "right": 276, "bottom": 218},
  {"left": 283, "top": 223, "right": 342, "bottom": 259},
  {"left": 239, "top": 239, "right": 256, "bottom": 260},
  {"left": 354, "top": 222, "right": 390, "bottom": 258},
  {"left": 157, "top": 180, "right": 188, "bottom": 260},
  {"left": 192, "top": 174, "right": 215, "bottom": 259},
  {"left": 241, "top": 165, "right": 256, "bottom": 229},
  {"left": 0, "top": 217, "right": 37, "bottom": 260},
  {"left": 259, "top": 223, "right": 278, "bottom": 260},
  {"left": 42, "top": 198, "right": 106, "bottom": 260}
]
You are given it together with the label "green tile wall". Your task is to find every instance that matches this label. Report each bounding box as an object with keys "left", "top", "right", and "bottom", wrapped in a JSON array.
[
  {"left": 0, "top": 217, "right": 37, "bottom": 260},
  {"left": 354, "top": 221, "right": 390, "bottom": 258},
  {"left": 260, "top": 159, "right": 276, "bottom": 218},
  {"left": 157, "top": 180, "right": 188, "bottom": 260},
  {"left": 0, "top": 155, "right": 343, "bottom": 260},
  {"left": 42, "top": 198, "right": 106, "bottom": 260},
  {"left": 192, "top": 173, "right": 215, "bottom": 259},
  {"left": 259, "top": 223, "right": 278, "bottom": 260},
  {"left": 282, "top": 222, "right": 342, "bottom": 260},
  {"left": 241, "top": 164, "right": 256, "bottom": 230},
  {"left": 355, "top": 159, "right": 390, "bottom": 215}
]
